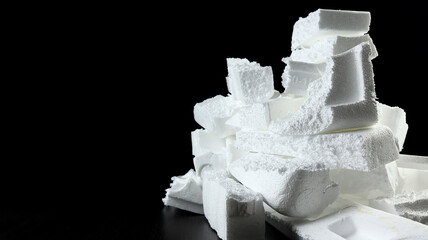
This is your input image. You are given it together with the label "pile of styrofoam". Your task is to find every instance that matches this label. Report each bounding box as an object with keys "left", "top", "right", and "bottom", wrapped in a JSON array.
[{"left": 163, "top": 9, "right": 428, "bottom": 240}]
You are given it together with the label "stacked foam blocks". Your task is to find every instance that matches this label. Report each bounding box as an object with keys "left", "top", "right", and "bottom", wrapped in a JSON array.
[{"left": 163, "top": 9, "right": 428, "bottom": 240}]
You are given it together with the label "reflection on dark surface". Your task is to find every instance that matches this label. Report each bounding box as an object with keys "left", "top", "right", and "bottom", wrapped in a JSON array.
[{"left": 155, "top": 206, "right": 291, "bottom": 240}]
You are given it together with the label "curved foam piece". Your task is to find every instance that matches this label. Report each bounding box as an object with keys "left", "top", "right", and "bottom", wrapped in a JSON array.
[
  {"left": 229, "top": 153, "right": 339, "bottom": 218},
  {"left": 191, "top": 129, "right": 226, "bottom": 157},
  {"left": 235, "top": 125, "right": 399, "bottom": 171},
  {"left": 272, "top": 42, "right": 378, "bottom": 135},
  {"left": 291, "top": 9, "right": 371, "bottom": 50},
  {"left": 378, "top": 102, "right": 408, "bottom": 151}
]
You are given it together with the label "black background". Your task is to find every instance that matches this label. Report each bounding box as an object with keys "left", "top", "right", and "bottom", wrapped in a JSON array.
[{"left": 2, "top": 1, "right": 427, "bottom": 239}]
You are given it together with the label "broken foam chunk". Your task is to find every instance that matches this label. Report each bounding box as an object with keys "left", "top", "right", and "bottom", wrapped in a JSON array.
[
  {"left": 191, "top": 129, "right": 225, "bottom": 157},
  {"left": 273, "top": 42, "right": 378, "bottom": 135},
  {"left": 291, "top": 9, "right": 371, "bottom": 50},
  {"left": 229, "top": 153, "right": 339, "bottom": 218},
  {"left": 235, "top": 125, "right": 399, "bottom": 171},
  {"left": 289, "top": 34, "right": 378, "bottom": 63},
  {"left": 378, "top": 102, "right": 408, "bottom": 151},
  {"left": 202, "top": 169, "right": 265, "bottom": 240},
  {"left": 194, "top": 95, "right": 242, "bottom": 138},
  {"left": 330, "top": 161, "right": 401, "bottom": 199},
  {"left": 163, "top": 169, "right": 204, "bottom": 214},
  {"left": 226, "top": 58, "right": 275, "bottom": 104}
]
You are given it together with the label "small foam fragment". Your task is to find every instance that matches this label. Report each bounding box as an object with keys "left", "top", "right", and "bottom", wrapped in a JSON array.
[
  {"left": 163, "top": 169, "right": 204, "bottom": 214},
  {"left": 202, "top": 169, "right": 265, "bottom": 240},
  {"left": 378, "top": 102, "right": 408, "bottom": 151},
  {"left": 194, "top": 95, "right": 242, "bottom": 138},
  {"left": 226, "top": 58, "right": 275, "bottom": 104},
  {"left": 235, "top": 125, "right": 399, "bottom": 171},
  {"left": 191, "top": 129, "right": 226, "bottom": 157},
  {"left": 274, "top": 42, "right": 378, "bottom": 135},
  {"left": 291, "top": 9, "right": 371, "bottom": 50},
  {"left": 229, "top": 153, "right": 339, "bottom": 218}
]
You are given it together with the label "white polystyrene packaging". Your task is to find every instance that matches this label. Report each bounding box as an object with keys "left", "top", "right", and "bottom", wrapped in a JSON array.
[
  {"left": 289, "top": 34, "right": 378, "bottom": 64},
  {"left": 194, "top": 95, "right": 242, "bottom": 138},
  {"left": 191, "top": 129, "right": 226, "bottom": 157},
  {"left": 273, "top": 42, "right": 378, "bottom": 135},
  {"left": 226, "top": 58, "right": 275, "bottom": 104},
  {"left": 266, "top": 198, "right": 428, "bottom": 240},
  {"left": 226, "top": 94, "right": 306, "bottom": 131},
  {"left": 229, "top": 153, "right": 339, "bottom": 218},
  {"left": 378, "top": 102, "right": 408, "bottom": 151},
  {"left": 291, "top": 9, "right": 371, "bottom": 50},
  {"left": 329, "top": 161, "right": 401, "bottom": 199},
  {"left": 236, "top": 125, "right": 399, "bottom": 171},
  {"left": 202, "top": 169, "right": 265, "bottom": 240},
  {"left": 163, "top": 169, "right": 204, "bottom": 214}
]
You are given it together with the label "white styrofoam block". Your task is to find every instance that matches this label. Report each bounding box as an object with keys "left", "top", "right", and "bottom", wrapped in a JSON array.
[
  {"left": 193, "top": 152, "right": 227, "bottom": 176},
  {"left": 163, "top": 169, "right": 204, "bottom": 214},
  {"left": 191, "top": 129, "right": 226, "bottom": 156},
  {"left": 378, "top": 102, "right": 409, "bottom": 151},
  {"left": 225, "top": 136, "right": 248, "bottom": 167},
  {"left": 291, "top": 9, "right": 371, "bottom": 50},
  {"left": 194, "top": 95, "right": 242, "bottom": 138},
  {"left": 202, "top": 169, "right": 265, "bottom": 240},
  {"left": 274, "top": 42, "right": 378, "bottom": 135},
  {"left": 229, "top": 153, "right": 339, "bottom": 218},
  {"left": 330, "top": 161, "right": 401, "bottom": 199},
  {"left": 235, "top": 125, "right": 399, "bottom": 171},
  {"left": 266, "top": 198, "right": 428, "bottom": 240},
  {"left": 226, "top": 58, "right": 275, "bottom": 104},
  {"left": 396, "top": 154, "right": 428, "bottom": 194},
  {"left": 226, "top": 94, "right": 306, "bottom": 131},
  {"left": 370, "top": 189, "right": 428, "bottom": 225},
  {"left": 289, "top": 34, "right": 378, "bottom": 64}
]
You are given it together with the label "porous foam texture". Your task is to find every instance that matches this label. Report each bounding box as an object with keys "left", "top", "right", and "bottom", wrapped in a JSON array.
[
  {"left": 226, "top": 94, "right": 306, "bottom": 131},
  {"left": 266, "top": 198, "right": 428, "bottom": 240},
  {"left": 202, "top": 169, "right": 265, "bottom": 240},
  {"left": 229, "top": 153, "right": 339, "bottom": 218},
  {"left": 330, "top": 161, "right": 401, "bottom": 199},
  {"left": 370, "top": 190, "right": 428, "bottom": 225},
  {"left": 288, "top": 34, "right": 378, "bottom": 64},
  {"left": 194, "top": 95, "right": 242, "bottom": 138},
  {"left": 235, "top": 125, "right": 399, "bottom": 171},
  {"left": 378, "top": 102, "right": 408, "bottom": 151},
  {"left": 274, "top": 42, "right": 378, "bottom": 135},
  {"left": 163, "top": 169, "right": 204, "bottom": 214},
  {"left": 291, "top": 9, "right": 371, "bottom": 50},
  {"left": 226, "top": 58, "right": 275, "bottom": 104}
]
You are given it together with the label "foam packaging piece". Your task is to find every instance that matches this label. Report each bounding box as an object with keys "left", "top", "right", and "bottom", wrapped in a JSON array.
[
  {"left": 329, "top": 161, "right": 401, "bottom": 199},
  {"left": 236, "top": 125, "right": 399, "bottom": 171},
  {"left": 397, "top": 155, "right": 428, "bottom": 193},
  {"left": 226, "top": 58, "right": 275, "bottom": 104},
  {"left": 194, "top": 95, "right": 242, "bottom": 138},
  {"left": 288, "top": 34, "right": 378, "bottom": 64},
  {"left": 191, "top": 129, "right": 226, "bottom": 156},
  {"left": 266, "top": 198, "right": 428, "bottom": 240},
  {"left": 163, "top": 169, "right": 204, "bottom": 214},
  {"left": 226, "top": 94, "right": 305, "bottom": 131},
  {"left": 274, "top": 42, "right": 378, "bottom": 135},
  {"left": 370, "top": 190, "right": 428, "bottom": 225},
  {"left": 229, "top": 153, "right": 339, "bottom": 218},
  {"left": 291, "top": 9, "right": 371, "bottom": 50},
  {"left": 202, "top": 168, "right": 265, "bottom": 240},
  {"left": 378, "top": 102, "right": 408, "bottom": 151}
]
